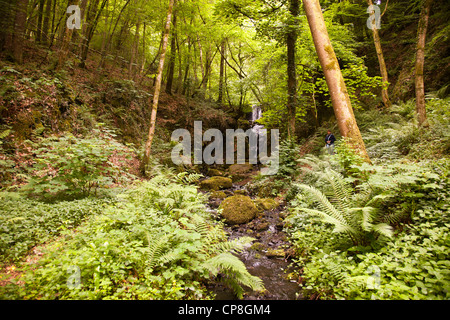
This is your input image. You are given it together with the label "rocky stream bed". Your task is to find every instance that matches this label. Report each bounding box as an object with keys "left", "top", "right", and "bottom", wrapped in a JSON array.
[{"left": 198, "top": 164, "right": 303, "bottom": 300}]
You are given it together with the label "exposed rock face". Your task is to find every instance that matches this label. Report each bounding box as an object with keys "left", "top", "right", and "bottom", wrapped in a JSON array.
[
  {"left": 219, "top": 195, "right": 258, "bottom": 225},
  {"left": 199, "top": 176, "right": 233, "bottom": 191}
]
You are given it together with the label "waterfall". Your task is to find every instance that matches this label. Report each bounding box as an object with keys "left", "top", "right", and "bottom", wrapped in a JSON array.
[
  {"left": 250, "top": 105, "right": 265, "bottom": 164},
  {"left": 251, "top": 106, "right": 264, "bottom": 135}
]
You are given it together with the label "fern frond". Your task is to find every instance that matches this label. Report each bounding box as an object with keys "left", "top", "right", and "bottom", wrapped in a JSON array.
[
  {"left": 204, "top": 252, "right": 264, "bottom": 298},
  {"left": 372, "top": 223, "right": 394, "bottom": 238},
  {"left": 297, "top": 155, "right": 331, "bottom": 174},
  {"left": 176, "top": 172, "right": 204, "bottom": 184},
  {"left": 299, "top": 208, "right": 356, "bottom": 235},
  {"left": 347, "top": 207, "right": 377, "bottom": 232},
  {"left": 146, "top": 232, "right": 171, "bottom": 269},
  {"left": 209, "top": 237, "right": 255, "bottom": 255},
  {"left": 323, "top": 168, "right": 353, "bottom": 215},
  {"left": 340, "top": 275, "right": 369, "bottom": 291},
  {"left": 296, "top": 184, "right": 349, "bottom": 227}
]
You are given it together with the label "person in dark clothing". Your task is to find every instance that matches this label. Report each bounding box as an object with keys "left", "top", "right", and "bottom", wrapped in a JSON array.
[{"left": 325, "top": 130, "right": 336, "bottom": 155}]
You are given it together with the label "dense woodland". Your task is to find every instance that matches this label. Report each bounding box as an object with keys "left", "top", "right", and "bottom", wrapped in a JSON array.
[{"left": 0, "top": 0, "right": 449, "bottom": 301}]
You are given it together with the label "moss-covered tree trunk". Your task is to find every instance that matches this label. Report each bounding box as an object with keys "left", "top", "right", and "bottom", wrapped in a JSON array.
[
  {"left": 142, "top": 0, "right": 175, "bottom": 174},
  {"left": 42, "top": 0, "right": 52, "bottom": 45},
  {"left": 302, "top": 0, "right": 371, "bottom": 163},
  {"left": 415, "top": 0, "right": 433, "bottom": 127},
  {"left": 165, "top": 11, "right": 177, "bottom": 95},
  {"left": 367, "top": 0, "right": 391, "bottom": 109}
]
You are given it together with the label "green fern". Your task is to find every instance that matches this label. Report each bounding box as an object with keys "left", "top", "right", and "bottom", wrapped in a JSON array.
[
  {"left": 145, "top": 232, "right": 181, "bottom": 269},
  {"left": 176, "top": 172, "right": 204, "bottom": 184},
  {"left": 295, "top": 168, "right": 394, "bottom": 246},
  {"left": 203, "top": 252, "right": 264, "bottom": 299}
]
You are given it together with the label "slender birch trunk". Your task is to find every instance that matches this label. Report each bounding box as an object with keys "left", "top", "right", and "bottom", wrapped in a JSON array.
[
  {"left": 141, "top": 0, "right": 175, "bottom": 173},
  {"left": 415, "top": 0, "right": 432, "bottom": 127},
  {"left": 367, "top": 0, "right": 391, "bottom": 108}
]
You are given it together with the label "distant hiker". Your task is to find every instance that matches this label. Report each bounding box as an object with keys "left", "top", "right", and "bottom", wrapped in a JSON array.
[{"left": 325, "top": 130, "right": 336, "bottom": 155}]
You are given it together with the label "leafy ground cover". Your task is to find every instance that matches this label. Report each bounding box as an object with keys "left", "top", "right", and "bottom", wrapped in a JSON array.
[
  {"left": 283, "top": 99, "right": 450, "bottom": 299},
  {"left": 0, "top": 169, "right": 263, "bottom": 300}
]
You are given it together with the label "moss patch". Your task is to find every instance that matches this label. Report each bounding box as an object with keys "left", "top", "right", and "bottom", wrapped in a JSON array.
[
  {"left": 219, "top": 195, "right": 258, "bottom": 225},
  {"left": 199, "top": 176, "right": 233, "bottom": 191},
  {"left": 207, "top": 168, "right": 224, "bottom": 176},
  {"left": 209, "top": 190, "right": 227, "bottom": 200},
  {"left": 229, "top": 163, "right": 253, "bottom": 174},
  {"left": 254, "top": 198, "right": 279, "bottom": 212}
]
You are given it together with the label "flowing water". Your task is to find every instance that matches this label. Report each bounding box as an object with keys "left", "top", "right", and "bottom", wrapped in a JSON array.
[
  {"left": 211, "top": 202, "right": 302, "bottom": 300},
  {"left": 202, "top": 106, "right": 302, "bottom": 300},
  {"left": 204, "top": 183, "right": 303, "bottom": 300}
]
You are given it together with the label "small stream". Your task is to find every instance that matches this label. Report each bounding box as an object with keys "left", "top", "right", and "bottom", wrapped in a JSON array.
[
  {"left": 202, "top": 106, "right": 302, "bottom": 300},
  {"left": 202, "top": 183, "right": 303, "bottom": 300}
]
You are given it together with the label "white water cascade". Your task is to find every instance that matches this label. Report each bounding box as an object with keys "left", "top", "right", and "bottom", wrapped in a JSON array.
[
  {"left": 251, "top": 106, "right": 263, "bottom": 132},
  {"left": 250, "top": 105, "right": 265, "bottom": 164}
]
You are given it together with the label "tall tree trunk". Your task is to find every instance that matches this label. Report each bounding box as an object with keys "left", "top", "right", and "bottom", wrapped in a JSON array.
[
  {"left": 286, "top": 0, "right": 299, "bottom": 138},
  {"left": 129, "top": 19, "right": 140, "bottom": 78},
  {"left": 0, "top": 0, "right": 17, "bottom": 52},
  {"left": 415, "top": 0, "right": 432, "bottom": 127},
  {"left": 367, "top": 0, "right": 391, "bottom": 108},
  {"left": 196, "top": 34, "right": 205, "bottom": 98},
  {"left": 302, "top": 0, "right": 370, "bottom": 162},
  {"left": 218, "top": 39, "right": 226, "bottom": 104},
  {"left": 59, "top": 0, "right": 79, "bottom": 67},
  {"left": 36, "top": 0, "right": 45, "bottom": 43},
  {"left": 98, "top": 0, "right": 112, "bottom": 71},
  {"left": 12, "top": 0, "right": 29, "bottom": 64},
  {"left": 165, "top": 11, "right": 177, "bottom": 94},
  {"left": 203, "top": 44, "right": 212, "bottom": 98},
  {"left": 182, "top": 37, "right": 191, "bottom": 96},
  {"left": 99, "top": 0, "right": 131, "bottom": 69},
  {"left": 41, "top": 0, "right": 52, "bottom": 45},
  {"left": 142, "top": 0, "right": 175, "bottom": 174},
  {"left": 175, "top": 34, "right": 183, "bottom": 93},
  {"left": 140, "top": 21, "right": 147, "bottom": 74},
  {"left": 79, "top": 0, "right": 108, "bottom": 68}
]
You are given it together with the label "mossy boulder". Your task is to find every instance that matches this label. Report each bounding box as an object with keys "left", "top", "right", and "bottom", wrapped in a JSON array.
[
  {"left": 266, "top": 248, "right": 285, "bottom": 258},
  {"left": 208, "top": 168, "right": 224, "bottom": 176},
  {"left": 229, "top": 163, "right": 253, "bottom": 174},
  {"left": 209, "top": 191, "right": 227, "bottom": 200},
  {"left": 233, "top": 189, "right": 248, "bottom": 195},
  {"left": 253, "top": 198, "right": 279, "bottom": 212},
  {"left": 229, "top": 163, "right": 253, "bottom": 182},
  {"left": 219, "top": 195, "right": 258, "bottom": 225},
  {"left": 199, "top": 176, "right": 232, "bottom": 191}
]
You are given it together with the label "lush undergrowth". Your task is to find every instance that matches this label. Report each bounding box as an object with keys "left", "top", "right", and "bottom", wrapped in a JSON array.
[
  {"left": 0, "top": 195, "right": 108, "bottom": 265},
  {"left": 283, "top": 98, "right": 450, "bottom": 299},
  {"left": 0, "top": 169, "right": 263, "bottom": 300}
]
